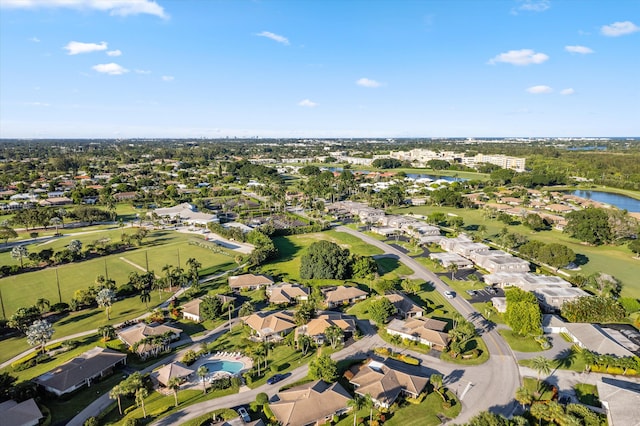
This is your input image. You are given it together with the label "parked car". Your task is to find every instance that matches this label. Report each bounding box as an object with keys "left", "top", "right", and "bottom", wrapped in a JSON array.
[
  {"left": 267, "top": 374, "right": 285, "bottom": 385},
  {"left": 485, "top": 286, "right": 498, "bottom": 295},
  {"left": 444, "top": 291, "right": 456, "bottom": 299},
  {"left": 466, "top": 290, "right": 477, "bottom": 296},
  {"left": 237, "top": 407, "right": 250, "bottom": 422}
]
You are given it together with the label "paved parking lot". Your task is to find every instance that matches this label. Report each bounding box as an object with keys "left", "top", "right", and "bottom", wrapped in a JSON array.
[{"left": 467, "top": 287, "right": 504, "bottom": 303}]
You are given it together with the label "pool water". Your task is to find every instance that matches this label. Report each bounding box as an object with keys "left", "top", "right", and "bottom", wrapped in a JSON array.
[{"left": 203, "top": 360, "right": 243, "bottom": 375}]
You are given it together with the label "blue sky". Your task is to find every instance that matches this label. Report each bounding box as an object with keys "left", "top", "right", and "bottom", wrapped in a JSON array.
[{"left": 1, "top": 0, "right": 639, "bottom": 138}]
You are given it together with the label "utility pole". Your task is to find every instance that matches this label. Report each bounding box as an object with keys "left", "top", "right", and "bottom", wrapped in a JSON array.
[
  {"left": 0, "top": 288, "right": 6, "bottom": 320},
  {"left": 55, "top": 267, "right": 62, "bottom": 303}
]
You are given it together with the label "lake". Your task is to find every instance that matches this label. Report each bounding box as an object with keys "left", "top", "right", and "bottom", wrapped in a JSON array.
[{"left": 565, "top": 190, "right": 640, "bottom": 213}]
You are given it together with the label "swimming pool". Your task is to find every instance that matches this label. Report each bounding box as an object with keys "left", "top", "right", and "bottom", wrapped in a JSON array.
[{"left": 203, "top": 360, "right": 244, "bottom": 375}]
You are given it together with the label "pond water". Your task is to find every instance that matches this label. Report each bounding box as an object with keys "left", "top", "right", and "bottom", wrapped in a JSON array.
[{"left": 564, "top": 190, "right": 640, "bottom": 213}]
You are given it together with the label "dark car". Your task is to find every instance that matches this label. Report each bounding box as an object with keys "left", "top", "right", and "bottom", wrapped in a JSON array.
[{"left": 267, "top": 374, "right": 285, "bottom": 385}]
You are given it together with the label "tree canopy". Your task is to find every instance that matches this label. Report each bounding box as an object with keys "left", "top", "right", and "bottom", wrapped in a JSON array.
[
  {"left": 300, "top": 240, "right": 351, "bottom": 280},
  {"left": 504, "top": 288, "right": 542, "bottom": 336}
]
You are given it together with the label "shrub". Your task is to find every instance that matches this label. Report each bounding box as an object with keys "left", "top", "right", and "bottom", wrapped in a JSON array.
[
  {"left": 182, "top": 349, "right": 198, "bottom": 366},
  {"left": 84, "top": 417, "right": 99, "bottom": 426},
  {"left": 256, "top": 392, "right": 269, "bottom": 405},
  {"left": 50, "top": 302, "right": 69, "bottom": 313},
  {"left": 123, "top": 418, "right": 139, "bottom": 426}
]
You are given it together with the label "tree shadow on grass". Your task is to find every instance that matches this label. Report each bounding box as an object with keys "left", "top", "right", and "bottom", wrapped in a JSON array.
[{"left": 55, "top": 309, "right": 99, "bottom": 326}]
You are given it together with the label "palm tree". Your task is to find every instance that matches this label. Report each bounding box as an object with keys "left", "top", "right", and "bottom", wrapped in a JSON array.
[
  {"left": 197, "top": 365, "right": 208, "bottom": 394},
  {"left": 324, "top": 325, "right": 344, "bottom": 349},
  {"left": 186, "top": 257, "right": 201, "bottom": 286},
  {"left": 26, "top": 319, "right": 54, "bottom": 355},
  {"left": 98, "top": 325, "right": 115, "bottom": 341},
  {"left": 167, "top": 377, "right": 181, "bottom": 407},
  {"left": 363, "top": 393, "right": 374, "bottom": 424},
  {"left": 135, "top": 387, "right": 149, "bottom": 418},
  {"left": 530, "top": 356, "right": 552, "bottom": 389},
  {"left": 515, "top": 386, "right": 533, "bottom": 409},
  {"left": 347, "top": 394, "right": 365, "bottom": 426},
  {"left": 447, "top": 263, "right": 458, "bottom": 280},
  {"left": 11, "top": 245, "right": 28, "bottom": 268},
  {"left": 297, "top": 334, "right": 313, "bottom": 355},
  {"left": 96, "top": 288, "right": 116, "bottom": 320},
  {"left": 140, "top": 290, "right": 151, "bottom": 310},
  {"left": 162, "top": 264, "right": 174, "bottom": 292},
  {"left": 35, "top": 298, "right": 50, "bottom": 314},
  {"left": 430, "top": 373, "right": 446, "bottom": 401},
  {"left": 109, "top": 384, "right": 124, "bottom": 415},
  {"left": 50, "top": 217, "right": 62, "bottom": 235}
]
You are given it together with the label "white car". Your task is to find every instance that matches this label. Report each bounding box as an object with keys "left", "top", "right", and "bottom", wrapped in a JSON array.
[
  {"left": 444, "top": 291, "right": 456, "bottom": 299},
  {"left": 237, "top": 407, "right": 250, "bottom": 422}
]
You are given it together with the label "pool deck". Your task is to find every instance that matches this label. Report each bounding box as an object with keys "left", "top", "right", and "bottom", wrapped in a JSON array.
[{"left": 187, "top": 351, "right": 253, "bottom": 387}]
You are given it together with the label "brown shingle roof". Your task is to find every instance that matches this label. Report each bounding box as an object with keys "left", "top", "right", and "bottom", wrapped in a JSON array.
[
  {"left": 323, "top": 286, "right": 367, "bottom": 304},
  {"left": 243, "top": 311, "right": 296, "bottom": 336},
  {"left": 228, "top": 274, "right": 274, "bottom": 289},
  {"left": 270, "top": 380, "right": 352, "bottom": 426},
  {"left": 349, "top": 359, "right": 429, "bottom": 406}
]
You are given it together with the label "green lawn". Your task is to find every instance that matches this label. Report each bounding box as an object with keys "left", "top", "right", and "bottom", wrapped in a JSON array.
[
  {"left": 392, "top": 204, "right": 640, "bottom": 298},
  {"left": 0, "top": 228, "right": 236, "bottom": 318},
  {"left": 376, "top": 257, "right": 414, "bottom": 279},
  {"left": 523, "top": 377, "right": 554, "bottom": 401},
  {"left": 519, "top": 350, "right": 587, "bottom": 374},
  {"left": 261, "top": 230, "right": 383, "bottom": 282},
  {"left": 498, "top": 329, "right": 547, "bottom": 353},
  {"left": 384, "top": 391, "right": 462, "bottom": 426},
  {"left": 573, "top": 383, "right": 601, "bottom": 407}
]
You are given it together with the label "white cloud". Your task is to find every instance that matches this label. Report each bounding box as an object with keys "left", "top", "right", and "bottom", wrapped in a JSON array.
[
  {"left": 256, "top": 31, "right": 289, "bottom": 45},
  {"left": 64, "top": 41, "right": 107, "bottom": 55},
  {"left": 92, "top": 63, "right": 129, "bottom": 75},
  {"left": 356, "top": 77, "right": 382, "bottom": 88},
  {"left": 560, "top": 88, "right": 575, "bottom": 95},
  {"left": 0, "top": 0, "right": 168, "bottom": 19},
  {"left": 516, "top": 0, "right": 550, "bottom": 12},
  {"left": 565, "top": 45, "right": 594, "bottom": 54},
  {"left": 489, "top": 49, "right": 549, "bottom": 65},
  {"left": 601, "top": 21, "right": 640, "bottom": 37},
  {"left": 29, "top": 36, "right": 40, "bottom": 42},
  {"left": 526, "top": 85, "right": 553, "bottom": 94},
  {"left": 161, "top": 75, "right": 174, "bottom": 81},
  {"left": 135, "top": 69, "right": 151, "bottom": 74},
  {"left": 106, "top": 49, "right": 122, "bottom": 57},
  {"left": 24, "top": 101, "right": 50, "bottom": 107},
  {"left": 298, "top": 99, "right": 317, "bottom": 108}
]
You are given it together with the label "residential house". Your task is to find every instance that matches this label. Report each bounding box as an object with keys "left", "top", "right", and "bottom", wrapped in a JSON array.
[
  {"left": 295, "top": 313, "right": 357, "bottom": 345},
  {"left": 534, "top": 287, "right": 590, "bottom": 312},
  {"left": 0, "top": 399, "right": 43, "bottom": 426},
  {"left": 542, "top": 315, "right": 635, "bottom": 358},
  {"left": 229, "top": 274, "right": 274, "bottom": 291},
  {"left": 386, "top": 317, "right": 450, "bottom": 350},
  {"left": 34, "top": 347, "right": 127, "bottom": 396},
  {"left": 323, "top": 286, "right": 368, "bottom": 308},
  {"left": 152, "top": 202, "right": 219, "bottom": 226},
  {"left": 348, "top": 359, "right": 429, "bottom": 408},
  {"left": 469, "top": 250, "right": 530, "bottom": 273},
  {"left": 113, "top": 191, "right": 139, "bottom": 202},
  {"left": 243, "top": 311, "right": 296, "bottom": 341},
  {"left": 384, "top": 292, "right": 424, "bottom": 319},
  {"left": 267, "top": 283, "right": 310, "bottom": 305},
  {"left": 596, "top": 378, "right": 640, "bottom": 426},
  {"left": 181, "top": 295, "right": 237, "bottom": 323},
  {"left": 270, "top": 380, "right": 352, "bottom": 426},
  {"left": 117, "top": 322, "right": 181, "bottom": 359},
  {"left": 429, "top": 252, "right": 474, "bottom": 269},
  {"left": 38, "top": 196, "right": 73, "bottom": 207}
]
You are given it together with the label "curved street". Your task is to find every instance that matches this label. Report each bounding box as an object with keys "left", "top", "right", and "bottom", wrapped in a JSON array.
[{"left": 152, "top": 227, "right": 520, "bottom": 425}]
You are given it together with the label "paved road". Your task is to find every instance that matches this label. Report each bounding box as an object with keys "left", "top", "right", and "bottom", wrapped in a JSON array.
[{"left": 336, "top": 226, "right": 521, "bottom": 423}]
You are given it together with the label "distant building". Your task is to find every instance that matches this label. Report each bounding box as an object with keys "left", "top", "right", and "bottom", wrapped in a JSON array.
[
  {"left": 384, "top": 292, "right": 424, "bottom": 319},
  {"left": 152, "top": 202, "right": 218, "bottom": 226},
  {"left": 117, "top": 323, "right": 181, "bottom": 359},
  {"left": 295, "top": 313, "right": 357, "bottom": 345}
]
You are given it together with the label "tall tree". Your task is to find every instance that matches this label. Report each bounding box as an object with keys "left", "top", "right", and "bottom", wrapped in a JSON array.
[
  {"left": 26, "top": 319, "right": 54, "bottom": 354},
  {"left": 0, "top": 226, "right": 18, "bottom": 246},
  {"left": 135, "top": 387, "right": 149, "bottom": 418},
  {"left": 167, "top": 377, "right": 181, "bottom": 407},
  {"left": 347, "top": 394, "right": 365, "bottom": 426},
  {"left": 140, "top": 290, "right": 151, "bottom": 310},
  {"left": 96, "top": 288, "right": 116, "bottom": 320},
  {"left": 11, "top": 245, "right": 28, "bottom": 268},
  {"left": 197, "top": 365, "right": 208, "bottom": 394},
  {"left": 530, "top": 356, "right": 553, "bottom": 388},
  {"left": 109, "top": 385, "right": 124, "bottom": 415}
]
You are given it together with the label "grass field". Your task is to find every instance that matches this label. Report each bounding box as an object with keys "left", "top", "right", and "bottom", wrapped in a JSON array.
[
  {"left": 391, "top": 204, "right": 640, "bottom": 299},
  {"left": 0, "top": 228, "right": 236, "bottom": 317},
  {"left": 498, "top": 329, "right": 546, "bottom": 353},
  {"left": 261, "top": 230, "right": 384, "bottom": 282}
]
